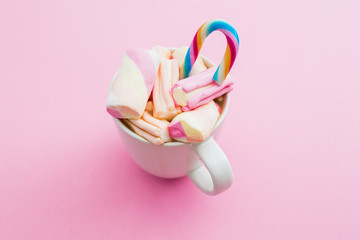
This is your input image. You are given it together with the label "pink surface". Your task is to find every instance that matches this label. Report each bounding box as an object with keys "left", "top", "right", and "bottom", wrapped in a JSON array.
[{"left": 1, "top": 0, "right": 359, "bottom": 239}]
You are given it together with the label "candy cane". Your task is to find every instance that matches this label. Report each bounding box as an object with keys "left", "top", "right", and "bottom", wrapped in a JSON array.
[{"left": 181, "top": 19, "right": 240, "bottom": 85}]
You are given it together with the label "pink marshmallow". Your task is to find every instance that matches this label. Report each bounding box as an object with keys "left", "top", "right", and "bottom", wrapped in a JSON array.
[
  {"left": 168, "top": 101, "right": 220, "bottom": 143},
  {"left": 106, "top": 48, "right": 160, "bottom": 119},
  {"left": 171, "top": 67, "right": 234, "bottom": 111}
]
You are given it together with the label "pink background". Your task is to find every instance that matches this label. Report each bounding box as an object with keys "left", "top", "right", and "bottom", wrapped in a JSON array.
[{"left": 1, "top": 0, "right": 359, "bottom": 239}]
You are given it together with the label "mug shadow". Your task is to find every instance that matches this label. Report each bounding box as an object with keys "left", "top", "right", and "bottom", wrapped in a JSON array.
[{"left": 61, "top": 135, "right": 212, "bottom": 226}]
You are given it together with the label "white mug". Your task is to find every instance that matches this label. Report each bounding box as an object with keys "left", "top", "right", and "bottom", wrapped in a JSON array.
[{"left": 113, "top": 55, "right": 233, "bottom": 195}]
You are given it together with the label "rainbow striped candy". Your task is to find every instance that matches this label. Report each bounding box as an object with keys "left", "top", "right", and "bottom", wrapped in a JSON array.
[{"left": 182, "top": 19, "right": 239, "bottom": 85}]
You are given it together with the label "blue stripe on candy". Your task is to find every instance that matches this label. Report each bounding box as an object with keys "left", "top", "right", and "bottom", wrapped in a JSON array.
[
  {"left": 207, "top": 20, "right": 239, "bottom": 44},
  {"left": 184, "top": 19, "right": 240, "bottom": 82},
  {"left": 184, "top": 47, "right": 192, "bottom": 78},
  {"left": 208, "top": 20, "right": 239, "bottom": 85},
  {"left": 213, "top": 67, "right": 219, "bottom": 83}
]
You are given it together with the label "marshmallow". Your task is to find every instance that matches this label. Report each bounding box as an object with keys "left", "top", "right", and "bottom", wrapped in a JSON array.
[
  {"left": 172, "top": 47, "right": 207, "bottom": 78},
  {"left": 145, "top": 100, "right": 154, "bottom": 112},
  {"left": 124, "top": 111, "right": 170, "bottom": 145},
  {"left": 106, "top": 48, "right": 160, "bottom": 119},
  {"left": 152, "top": 45, "right": 172, "bottom": 59},
  {"left": 152, "top": 58, "right": 181, "bottom": 120},
  {"left": 171, "top": 67, "right": 234, "bottom": 111},
  {"left": 168, "top": 101, "right": 220, "bottom": 143}
]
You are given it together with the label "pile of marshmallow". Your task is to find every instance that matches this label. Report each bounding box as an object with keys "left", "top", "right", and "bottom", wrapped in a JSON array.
[{"left": 106, "top": 46, "right": 233, "bottom": 145}]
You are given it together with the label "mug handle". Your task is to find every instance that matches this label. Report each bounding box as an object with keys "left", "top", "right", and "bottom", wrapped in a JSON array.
[{"left": 187, "top": 136, "right": 233, "bottom": 195}]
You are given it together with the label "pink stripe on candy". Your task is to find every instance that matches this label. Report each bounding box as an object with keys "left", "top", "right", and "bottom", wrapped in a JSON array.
[
  {"left": 222, "top": 29, "right": 239, "bottom": 68},
  {"left": 191, "top": 34, "right": 199, "bottom": 63}
]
